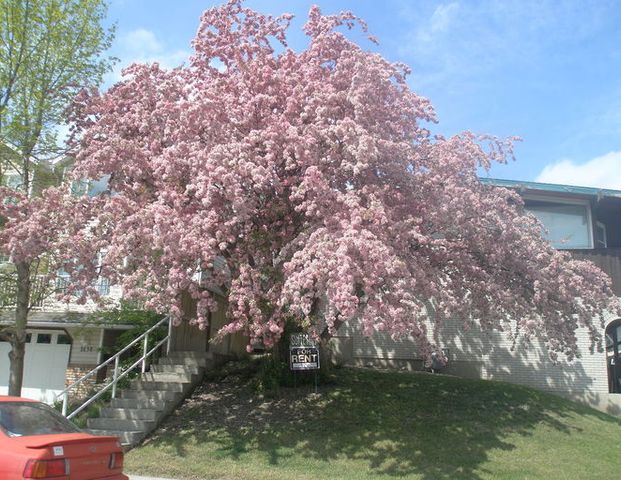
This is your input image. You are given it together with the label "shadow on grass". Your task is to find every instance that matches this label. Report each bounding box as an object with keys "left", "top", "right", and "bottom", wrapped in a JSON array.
[{"left": 137, "top": 367, "right": 621, "bottom": 479}]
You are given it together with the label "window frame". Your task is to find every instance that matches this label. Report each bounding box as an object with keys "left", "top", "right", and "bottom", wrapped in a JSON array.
[
  {"left": 523, "top": 194, "right": 594, "bottom": 250},
  {"left": 595, "top": 221, "right": 607, "bottom": 248}
]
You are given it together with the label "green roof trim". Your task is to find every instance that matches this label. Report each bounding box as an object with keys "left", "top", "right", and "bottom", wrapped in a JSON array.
[{"left": 479, "top": 177, "right": 621, "bottom": 199}]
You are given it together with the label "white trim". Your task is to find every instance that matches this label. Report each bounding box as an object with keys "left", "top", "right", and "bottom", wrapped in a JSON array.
[
  {"left": 596, "top": 221, "right": 608, "bottom": 248},
  {"left": 523, "top": 194, "right": 594, "bottom": 250}
]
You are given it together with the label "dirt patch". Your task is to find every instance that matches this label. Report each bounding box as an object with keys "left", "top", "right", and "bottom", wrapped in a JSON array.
[{"left": 143, "top": 366, "right": 331, "bottom": 442}]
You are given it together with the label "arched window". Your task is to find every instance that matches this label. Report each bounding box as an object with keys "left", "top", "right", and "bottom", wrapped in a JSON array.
[{"left": 606, "top": 319, "right": 621, "bottom": 393}]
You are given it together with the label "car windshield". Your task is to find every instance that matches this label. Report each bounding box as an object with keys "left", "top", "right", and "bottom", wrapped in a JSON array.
[{"left": 0, "top": 402, "right": 80, "bottom": 437}]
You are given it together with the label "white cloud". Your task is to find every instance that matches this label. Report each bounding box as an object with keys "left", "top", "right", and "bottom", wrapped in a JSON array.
[
  {"left": 431, "top": 2, "right": 459, "bottom": 31},
  {"left": 536, "top": 151, "right": 621, "bottom": 190},
  {"left": 396, "top": 0, "right": 610, "bottom": 91},
  {"left": 122, "top": 28, "right": 162, "bottom": 55},
  {"left": 105, "top": 28, "right": 190, "bottom": 85}
]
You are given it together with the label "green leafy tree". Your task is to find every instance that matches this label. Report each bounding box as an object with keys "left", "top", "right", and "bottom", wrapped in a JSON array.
[{"left": 0, "top": 0, "right": 114, "bottom": 396}]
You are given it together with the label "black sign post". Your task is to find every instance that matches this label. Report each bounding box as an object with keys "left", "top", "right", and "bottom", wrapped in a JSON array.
[{"left": 289, "top": 333, "right": 320, "bottom": 392}]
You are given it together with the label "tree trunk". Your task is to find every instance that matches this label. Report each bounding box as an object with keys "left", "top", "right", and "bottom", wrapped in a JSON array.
[
  {"left": 272, "top": 334, "right": 289, "bottom": 365},
  {"left": 8, "top": 260, "right": 30, "bottom": 397}
]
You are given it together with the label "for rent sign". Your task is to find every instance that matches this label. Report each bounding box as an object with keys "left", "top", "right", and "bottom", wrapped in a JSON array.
[{"left": 290, "top": 334, "right": 320, "bottom": 370}]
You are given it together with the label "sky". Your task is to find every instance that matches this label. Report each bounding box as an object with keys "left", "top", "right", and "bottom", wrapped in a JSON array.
[{"left": 103, "top": 0, "right": 621, "bottom": 189}]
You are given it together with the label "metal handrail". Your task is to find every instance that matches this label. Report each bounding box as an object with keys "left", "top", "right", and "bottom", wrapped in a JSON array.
[{"left": 55, "top": 315, "right": 172, "bottom": 419}]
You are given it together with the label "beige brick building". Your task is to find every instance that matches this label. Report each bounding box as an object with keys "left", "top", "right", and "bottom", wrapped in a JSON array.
[{"left": 332, "top": 179, "right": 621, "bottom": 415}]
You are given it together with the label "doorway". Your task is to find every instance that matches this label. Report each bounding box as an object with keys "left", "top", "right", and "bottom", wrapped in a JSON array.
[{"left": 606, "top": 319, "right": 621, "bottom": 393}]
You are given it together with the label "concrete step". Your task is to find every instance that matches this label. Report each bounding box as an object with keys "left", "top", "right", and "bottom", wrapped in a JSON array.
[
  {"left": 140, "top": 371, "right": 200, "bottom": 383},
  {"left": 82, "top": 351, "right": 216, "bottom": 448},
  {"left": 158, "top": 356, "right": 213, "bottom": 368},
  {"left": 85, "top": 428, "right": 145, "bottom": 446},
  {"left": 99, "top": 407, "right": 160, "bottom": 421},
  {"left": 129, "top": 380, "right": 190, "bottom": 392},
  {"left": 87, "top": 417, "right": 155, "bottom": 431},
  {"left": 167, "top": 350, "right": 213, "bottom": 360},
  {"left": 109, "top": 397, "right": 169, "bottom": 411},
  {"left": 121, "top": 389, "right": 183, "bottom": 402},
  {"left": 151, "top": 364, "right": 203, "bottom": 375}
]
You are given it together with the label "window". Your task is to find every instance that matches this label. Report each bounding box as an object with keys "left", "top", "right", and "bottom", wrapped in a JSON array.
[
  {"left": 55, "top": 271, "right": 70, "bottom": 293},
  {"left": 1, "top": 174, "right": 21, "bottom": 204},
  {"left": 87, "top": 175, "right": 110, "bottom": 197},
  {"left": 526, "top": 199, "right": 592, "bottom": 249},
  {"left": 0, "top": 402, "right": 80, "bottom": 437},
  {"left": 70, "top": 175, "right": 109, "bottom": 197},
  {"left": 70, "top": 179, "right": 89, "bottom": 196},
  {"left": 95, "top": 250, "right": 110, "bottom": 295},
  {"left": 96, "top": 277, "right": 110, "bottom": 296},
  {"left": 36, "top": 334, "right": 51, "bottom": 344},
  {"left": 3, "top": 174, "right": 22, "bottom": 190},
  {"left": 57, "top": 334, "right": 71, "bottom": 345}
]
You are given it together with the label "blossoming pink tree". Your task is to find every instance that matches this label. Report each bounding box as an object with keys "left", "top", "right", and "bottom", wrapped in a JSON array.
[
  {"left": 0, "top": 187, "right": 102, "bottom": 393},
  {"left": 0, "top": 0, "right": 113, "bottom": 396},
  {"left": 65, "top": 1, "right": 618, "bottom": 362}
]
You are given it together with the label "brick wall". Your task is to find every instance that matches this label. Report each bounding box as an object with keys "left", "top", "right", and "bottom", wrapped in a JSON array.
[
  {"left": 64, "top": 364, "right": 102, "bottom": 400},
  {"left": 339, "top": 311, "right": 621, "bottom": 415}
]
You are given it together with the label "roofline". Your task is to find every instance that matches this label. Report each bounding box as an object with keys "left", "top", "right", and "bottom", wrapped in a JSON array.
[
  {"left": 0, "top": 320, "right": 134, "bottom": 330},
  {"left": 480, "top": 177, "right": 621, "bottom": 199}
]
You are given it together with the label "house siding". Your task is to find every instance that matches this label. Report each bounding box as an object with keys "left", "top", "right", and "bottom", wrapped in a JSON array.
[
  {"left": 65, "top": 327, "right": 101, "bottom": 366},
  {"left": 37, "top": 284, "right": 123, "bottom": 313},
  {"left": 171, "top": 292, "right": 246, "bottom": 357},
  {"left": 208, "top": 298, "right": 247, "bottom": 357}
]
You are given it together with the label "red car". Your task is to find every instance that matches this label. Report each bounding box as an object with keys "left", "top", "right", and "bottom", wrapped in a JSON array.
[{"left": 0, "top": 396, "right": 128, "bottom": 479}]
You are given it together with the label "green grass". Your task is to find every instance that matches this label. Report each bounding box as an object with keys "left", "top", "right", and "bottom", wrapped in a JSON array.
[{"left": 125, "top": 367, "right": 621, "bottom": 480}]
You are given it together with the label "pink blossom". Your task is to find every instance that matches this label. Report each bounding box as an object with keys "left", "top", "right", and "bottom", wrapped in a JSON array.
[{"left": 4, "top": 0, "right": 614, "bottom": 362}]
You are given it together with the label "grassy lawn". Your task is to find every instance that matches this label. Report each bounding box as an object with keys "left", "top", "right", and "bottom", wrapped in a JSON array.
[{"left": 126, "top": 366, "right": 621, "bottom": 480}]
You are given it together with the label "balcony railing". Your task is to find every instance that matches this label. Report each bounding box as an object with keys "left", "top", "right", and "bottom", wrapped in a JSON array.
[
  {"left": 55, "top": 276, "right": 110, "bottom": 297},
  {"left": 568, "top": 248, "right": 621, "bottom": 296},
  {"left": 0, "top": 274, "right": 111, "bottom": 308},
  {"left": 0, "top": 275, "right": 49, "bottom": 308}
]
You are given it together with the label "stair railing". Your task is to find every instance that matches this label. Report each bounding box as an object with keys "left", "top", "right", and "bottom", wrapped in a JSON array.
[{"left": 56, "top": 315, "right": 172, "bottom": 420}]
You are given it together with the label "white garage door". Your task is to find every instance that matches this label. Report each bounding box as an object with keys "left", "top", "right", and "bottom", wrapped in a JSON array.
[{"left": 0, "top": 329, "right": 71, "bottom": 404}]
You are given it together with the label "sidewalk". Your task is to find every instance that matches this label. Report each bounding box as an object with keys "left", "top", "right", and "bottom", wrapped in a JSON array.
[{"left": 128, "top": 476, "right": 178, "bottom": 480}]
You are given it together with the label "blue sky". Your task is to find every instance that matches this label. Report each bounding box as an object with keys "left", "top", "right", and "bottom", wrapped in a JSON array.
[{"left": 104, "top": 0, "right": 621, "bottom": 188}]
